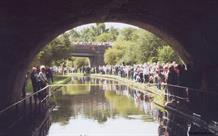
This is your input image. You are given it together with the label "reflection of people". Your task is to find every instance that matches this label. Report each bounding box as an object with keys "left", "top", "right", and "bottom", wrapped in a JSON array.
[
  {"left": 158, "top": 123, "right": 165, "bottom": 136},
  {"left": 158, "top": 110, "right": 163, "bottom": 122},
  {"left": 163, "top": 127, "right": 169, "bottom": 136},
  {"left": 158, "top": 121, "right": 169, "bottom": 136}
]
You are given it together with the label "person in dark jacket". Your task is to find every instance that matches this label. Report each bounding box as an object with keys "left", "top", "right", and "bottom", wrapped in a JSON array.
[
  {"left": 167, "top": 66, "right": 178, "bottom": 101},
  {"left": 30, "top": 67, "right": 40, "bottom": 101},
  {"left": 46, "top": 66, "right": 53, "bottom": 84}
]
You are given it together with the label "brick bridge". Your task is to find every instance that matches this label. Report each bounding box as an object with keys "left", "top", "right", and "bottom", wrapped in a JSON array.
[{"left": 66, "top": 42, "right": 112, "bottom": 67}]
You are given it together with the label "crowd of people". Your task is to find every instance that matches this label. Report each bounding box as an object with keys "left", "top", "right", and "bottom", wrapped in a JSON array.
[
  {"left": 30, "top": 65, "right": 53, "bottom": 101},
  {"left": 28, "top": 61, "right": 190, "bottom": 101},
  {"left": 72, "top": 61, "right": 189, "bottom": 90}
]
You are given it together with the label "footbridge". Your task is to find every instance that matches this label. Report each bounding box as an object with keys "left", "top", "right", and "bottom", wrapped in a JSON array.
[{"left": 66, "top": 42, "right": 112, "bottom": 66}]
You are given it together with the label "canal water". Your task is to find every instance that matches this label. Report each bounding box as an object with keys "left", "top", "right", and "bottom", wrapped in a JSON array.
[
  {"left": 47, "top": 76, "right": 166, "bottom": 136},
  {"left": 43, "top": 76, "right": 217, "bottom": 136}
]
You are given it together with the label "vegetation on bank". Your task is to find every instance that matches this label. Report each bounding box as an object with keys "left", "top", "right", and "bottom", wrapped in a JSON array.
[
  {"left": 25, "top": 75, "right": 71, "bottom": 93},
  {"left": 53, "top": 75, "right": 71, "bottom": 84}
]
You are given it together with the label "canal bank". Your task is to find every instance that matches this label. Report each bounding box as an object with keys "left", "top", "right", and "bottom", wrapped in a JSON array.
[
  {"left": 26, "top": 75, "right": 71, "bottom": 93},
  {"left": 52, "top": 75, "right": 72, "bottom": 89}
]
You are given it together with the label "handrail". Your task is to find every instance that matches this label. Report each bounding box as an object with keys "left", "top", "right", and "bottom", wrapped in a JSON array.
[
  {"left": 0, "top": 83, "right": 128, "bottom": 115},
  {"left": 0, "top": 83, "right": 129, "bottom": 115},
  {"left": 163, "top": 83, "right": 218, "bottom": 95},
  {"left": 0, "top": 85, "right": 50, "bottom": 115},
  {"left": 141, "top": 82, "right": 218, "bottom": 95},
  {"left": 49, "top": 83, "right": 132, "bottom": 86}
]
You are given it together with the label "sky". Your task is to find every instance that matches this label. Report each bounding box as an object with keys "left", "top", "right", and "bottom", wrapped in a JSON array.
[{"left": 74, "top": 22, "right": 139, "bottom": 31}]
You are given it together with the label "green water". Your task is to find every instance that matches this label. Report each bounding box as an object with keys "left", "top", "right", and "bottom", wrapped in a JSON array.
[{"left": 47, "top": 76, "right": 164, "bottom": 136}]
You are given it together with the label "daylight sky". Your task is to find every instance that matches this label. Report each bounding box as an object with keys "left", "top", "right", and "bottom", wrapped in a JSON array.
[{"left": 74, "top": 22, "right": 139, "bottom": 31}]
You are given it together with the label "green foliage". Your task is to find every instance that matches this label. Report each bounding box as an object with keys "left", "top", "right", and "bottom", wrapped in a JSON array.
[
  {"left": 117, "top": 27, "right": 138, "bottom": 41},
  {"left": 157, "top": 46, "right": 181, "bottom": 63},
  {"left": 73, "top": 57, "right": 90, "bottom": 68},
  {"left": 96, "top": 33, "right": 114, "bottom": 42},
  {"left": 104, "top": 28, "right": 179, "bottom": 64},
  {"left": 69, "top": 29, "right": 80, "bottom": 42},
  {"left": 32, "top": 23, "right": 181, "bottom": 68},
  {"left": 25, "top": 75, "right": 70, "bottom": 93},
  {"left": 104, "top": 48, "right": 123, "bottom": 65},
  {"left": 31, "top": 33, "right": 72, "bottom": 67}
]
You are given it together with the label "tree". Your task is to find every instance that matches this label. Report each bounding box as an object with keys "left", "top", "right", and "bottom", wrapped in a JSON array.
[
  {"left": 122, "top": 42, "right": 138, "bottom": 64},
  {"left": 62, "top": 33, "right": 71, "bottom": 47},
  {"left": 96, "top": 33, "right": 114, "bottom": 42},
  {"left": 95, "top": 23, "right": 108, "bottom": 35},
  {"left": 157, "top": 46, "right": 181, "bottom": 63},
  {"left": 69, "top": 29, "right": 80, "bottom": 42},
  {"left": 79, "top": 28, "right": 96, "bottom": 42},
  {"left": 108, "top": 27, "right": 119, "bottom": 41},
  {"left": 117, "top": 27, "right": 138, "bottom": 41},
  {"left": 104, "top": 48, "right": 123, "bottom": 65},
  {"left": 134, "top": 29, "right": 163, "bottom": 63},
  {"left": 73, "top": 57, "right": 90, "bottom": 68},
  {"left": 31, "top": 32, "right": 73, "bottom": 66}
]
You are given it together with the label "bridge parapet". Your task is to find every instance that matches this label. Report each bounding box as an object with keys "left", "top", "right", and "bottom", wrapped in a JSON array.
[
  {"left": 72, "top": 42, "right": 112, "bottom": 47},
  {"left": 71, "top": 42, "right": 112, "bottom": 51},
  {"left": 62, "top": 42, "right": 112, "bottom": 67}
]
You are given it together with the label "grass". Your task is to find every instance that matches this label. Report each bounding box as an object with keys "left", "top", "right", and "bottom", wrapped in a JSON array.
[
  {"left": 53, "top": 75, "right": 71, "bottom": 84},
  {"left": 26, "top": 79, "right": 34, "bottom": 93},
  {"left": 25, "top": 74, "right": 71, "bottom": 93}
]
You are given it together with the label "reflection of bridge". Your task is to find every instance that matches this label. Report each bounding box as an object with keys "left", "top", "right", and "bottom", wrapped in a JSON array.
[{"left": 66, "top": 43, "right": 112, "bottom": 66}]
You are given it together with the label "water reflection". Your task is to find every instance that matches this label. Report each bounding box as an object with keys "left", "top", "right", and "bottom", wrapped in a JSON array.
[
  {"left": 48, "top": 77, "right": 162, "bottom": 136},
  {"left": 46, "top": 76, "right": 215, "bottom": 136}
]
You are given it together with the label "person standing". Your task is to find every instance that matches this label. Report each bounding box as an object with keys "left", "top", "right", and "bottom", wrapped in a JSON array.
[
  {"left": 30, "top": 67, "right": 40, "bottom": 101},
  {"left": 46, "top": 66, "right": 53, "bottom": 84},
  {"left": 38, "top": 66, "right": 48, "bottom": 100},
  {"left": 167, "top": 66, "right": 178, "bottom": 101},
  {"left": 143, "top": 63, "right": 149, "bottom": 83}
]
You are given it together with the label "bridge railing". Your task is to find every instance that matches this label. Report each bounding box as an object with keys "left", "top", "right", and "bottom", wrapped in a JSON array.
[
  {"left": 0, "top": 85, "right": 51, "bottom": 130},
  {"left": 72, "top": 42, "right": 112, "bottom": 46}
]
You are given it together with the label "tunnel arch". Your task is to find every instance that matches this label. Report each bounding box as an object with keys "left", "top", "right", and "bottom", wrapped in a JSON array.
[{"left": 1, "top": 0, "right": 218, "bottom": 108}]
